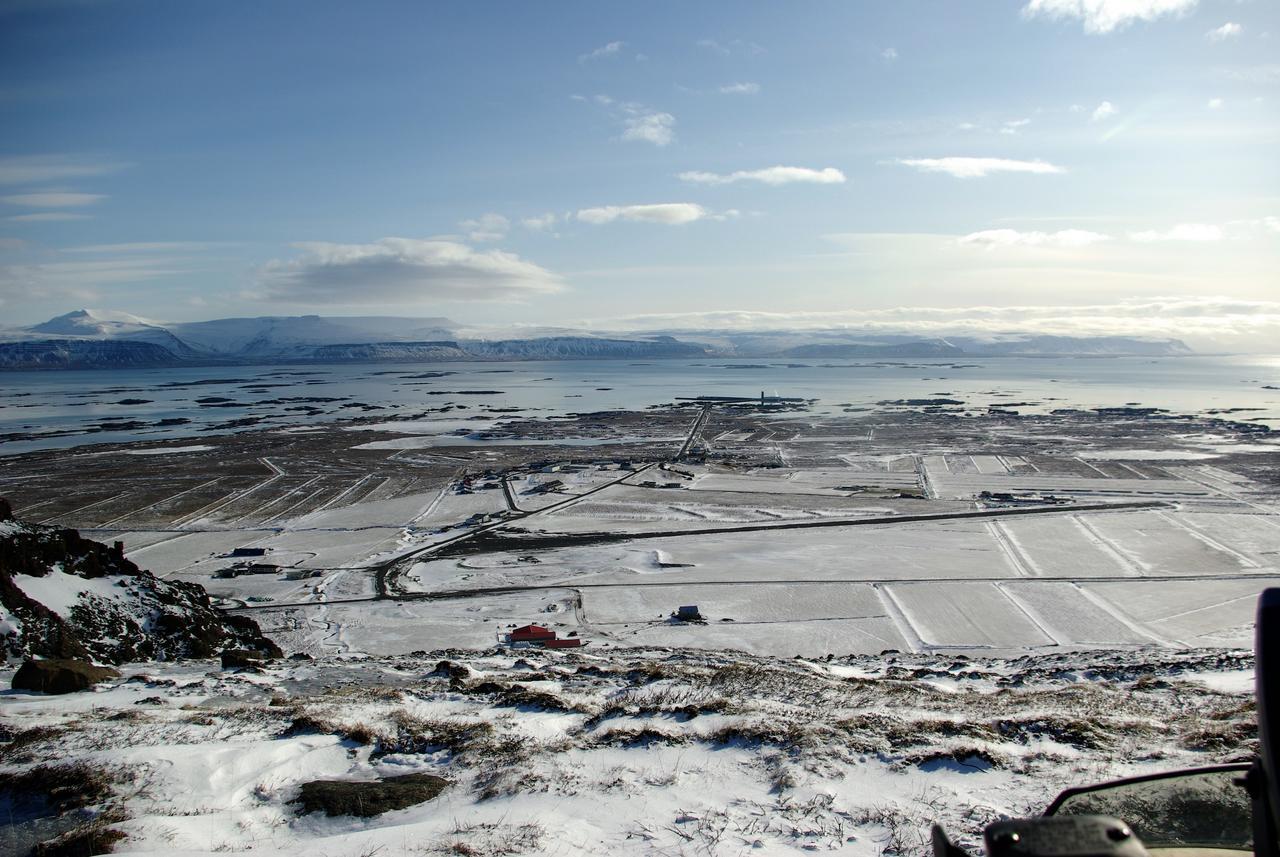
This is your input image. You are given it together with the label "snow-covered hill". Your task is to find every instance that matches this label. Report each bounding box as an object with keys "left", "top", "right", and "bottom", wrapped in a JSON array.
[{"left": 0, "top": 644, "right": 1254, "bottom": 856}]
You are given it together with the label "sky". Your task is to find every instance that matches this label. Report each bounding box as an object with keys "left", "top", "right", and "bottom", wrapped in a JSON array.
[{"left": 1, "top": 0, "right": 1278, "bottom": 349}]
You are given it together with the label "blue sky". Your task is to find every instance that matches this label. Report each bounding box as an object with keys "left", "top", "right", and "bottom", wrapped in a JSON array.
[{"left": 1, "top": 0, "right": 1278, "bottom": 347}]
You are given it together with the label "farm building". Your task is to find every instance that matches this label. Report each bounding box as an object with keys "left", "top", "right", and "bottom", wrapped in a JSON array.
[
  {"left": 509, "top": 624, "right": 556, "bottom": 643},
  {"left": 500, "top": 624, "right": 584, "bottom": 649}
]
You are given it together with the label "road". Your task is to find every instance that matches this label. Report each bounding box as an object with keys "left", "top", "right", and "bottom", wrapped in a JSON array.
[
  {"left": 227, "top": 568, "right": 1280, "bottom": 613},
  {"left": 226, "top": 497, "right": 1188, "bottom": 612},
  {"left": 426, "top": 498, "right": 1174, "bottom": 556}
]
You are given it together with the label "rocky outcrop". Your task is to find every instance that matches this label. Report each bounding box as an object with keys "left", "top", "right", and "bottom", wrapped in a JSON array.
[
  {"left": 0, "top": 507, "right": 279, "bottom": 665},
  {"left": 11, "top": 658, "right": 121, "bottom": 694},
  {"left": 293, "top": 773, "right": 449, "bottom": 817}
]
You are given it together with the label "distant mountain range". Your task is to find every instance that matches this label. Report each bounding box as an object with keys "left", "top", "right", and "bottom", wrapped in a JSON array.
[{"left": 0, "top": 309, "right": 1193, "bottom": 369}]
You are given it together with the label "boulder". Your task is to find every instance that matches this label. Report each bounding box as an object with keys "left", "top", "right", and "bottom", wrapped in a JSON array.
[
  {"left": 12, "top": 658, "right": 121, "bottom": 694},
  {"left": 220, "top": 648, "right": 272, "bottom": 669},
  {"left": 294, "top": 773, "right": 449, "bottom": 817}
]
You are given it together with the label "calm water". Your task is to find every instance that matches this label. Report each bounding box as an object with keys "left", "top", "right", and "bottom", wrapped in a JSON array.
[{"left": 2, "top": 355, "right": 1278, "bottom": 456}]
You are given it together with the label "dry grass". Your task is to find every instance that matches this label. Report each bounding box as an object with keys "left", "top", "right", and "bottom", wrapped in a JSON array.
[{"left": 0, "top": 762, "right": 117, "bottom": 811}]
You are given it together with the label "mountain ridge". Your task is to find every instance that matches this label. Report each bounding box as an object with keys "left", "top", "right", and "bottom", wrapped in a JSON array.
[{"left": 0, "top": 309, "right": 1195, "bottom": 369}]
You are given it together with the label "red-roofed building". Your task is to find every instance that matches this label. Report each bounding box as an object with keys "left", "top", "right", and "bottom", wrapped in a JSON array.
[{"left": 509, "top": 624, "right": 556, "bottom": 643}]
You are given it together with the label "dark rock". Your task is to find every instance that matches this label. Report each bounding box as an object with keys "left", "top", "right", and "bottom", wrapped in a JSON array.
[
  {"left": 432, "top": 659, "right": 470, "bottom": 680},
  {"left": 12, "top": 659, "right": 121, "bottom": 694},
  {"left": 293, "top": 773, "right": 449, "bottom": 817},
  {"left": 220, "top": 649, "right": 273, "bottom": 669},
  {"left": 0, "top": 497, "right": 12, "bottom": 521}
]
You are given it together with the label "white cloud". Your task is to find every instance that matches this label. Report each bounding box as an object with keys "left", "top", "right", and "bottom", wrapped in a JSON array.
[
  {"left": 959, "top": 228, "right": 1112, "bottom": 248},
  {"left": 620, "top": 107, "right": 675, "bottom": 146},
  {"left": 459, "top": 213, "right": 509, "bottom": 242},
  {"left": 1219, "top": 64, "right": 1280, "bottom": 84},
  {"left": 1207, "top": 22, "right": 1242, "bottom": 41},
  {"left": 678, "top": 166, "right": 846, "bottom": 186},
  {"left": 1090, "top": 100, "right": 1117, "bottom": 122},
  {"left": 0, "top": 254, "right": 198, "bottom": 306},
  {"left": 586, "top": 299, "right": 1280, "bottom": 345},
  {"left": 579, "top": 41, "right": 623, "bottom": 63},
  {"left": 895, "top": 157, "right": 1066, "bottom": 178},
  {"left": 1130, "top": 223, "right": 1225, "bottom": 242},
  {"left": 1, "top": 191, "right": 105, "bottom": 207},
  {"left": 1000, "top": 118, "right": 1032, "bottom": 135},
  {"left": 1207, "top": 97, "right": 1224, "bottom": 109},
  {"left": 257, "top": 238, "right": 562, "bottom": 303},
  {"left": 0, "top": 155, "right": 126, "bottom": 186},
  {"left": 63, "top": 242, "right": 217, "bottom": 254},
  {"left": 576, "top": 203, "right": 708, "bottom": 225},
  {"left": 586, "top": 297, "right": 1280, "bottom": 345},
  {"left": 1022, "top": 0, "right": 1198, "bottom": 34},
  {"left": 696, "top": 38, "right": 764, "bottom": 56},
  {"left": 522, "top": 212, "right": 558, "bottom": 231},
  {"left": 718, "top": 82, "right": 760, "bottom": 95},
  {"left": 7, "top": 212, "right": 92, "bottom": 222},
  {"left": 881, "top": 47, "right": 898, "bottom": 61}
]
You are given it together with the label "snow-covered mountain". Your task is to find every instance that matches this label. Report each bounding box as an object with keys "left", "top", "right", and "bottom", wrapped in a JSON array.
[{"left": 0, "top": 309, "right": 1194, "bottom": 370}]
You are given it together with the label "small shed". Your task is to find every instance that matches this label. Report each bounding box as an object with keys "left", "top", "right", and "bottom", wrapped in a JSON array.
[
  {"left": 230, "top": 547, "right": 268, "bottom": 557},
  {"left": 675, "top": 605, "right": 703, "bottom": 622}
]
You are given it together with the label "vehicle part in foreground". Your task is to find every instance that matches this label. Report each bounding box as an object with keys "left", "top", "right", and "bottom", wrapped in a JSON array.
[{"left": 933, "top": 587, "right": 1278, "bottom": 857}]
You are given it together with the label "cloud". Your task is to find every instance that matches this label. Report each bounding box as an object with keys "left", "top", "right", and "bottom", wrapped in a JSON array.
[
  {"left": 719, "top": 82, "right": 760, "bottom": 95},
  {"left": 522, "top": 212, "right": 558, "bottom": 231},
  {"left": 1130, "top": 223, "right": 1225, "bottom": 242},
  {"left": 257, "top": 238, "right": 562, "bottom": 303},
  {"left": 1022, "top": 0, "right": 1198, "bottom": 34},
  {"left": 0, "top": 155, "right": 126, "bottom": 185},
  {"left": 459, "top": 213, "right": 509, "bottom": 242},
  {"left": 63, "top": 242, "right": 218, "bottom": 253},
  {"left": 1, "top": 191, "right": 105, "bottom": 207},
  {"left": 579, "top": 41, "right": 623, "bottom": 63},
  {"left": 696, "top": 38, "right": 764, "bottom": 56},
  {"left": 959, "top": 228, "right": 1112, "bottom": 248},
  {"left": 576, "top": 203, "right": 709, "bottom": 225},
  {"left": 0, "top": 254, "right": 198, "bottom": 306},
  {"left": 1090, "top": 101, "right": 1117, "bottom": 122},
  {"left": 881, "top": 47, "right": 898, "bottom": 61},
  {"left": 1207, "top": 97, "right": 1224, "bottom": 109},
  {"left": 576, "top": 96, "right": 677, "bottom": 147},
  {"left": 1000, "top": 118, "right": 1032, "bottom": 135},
  {"left": 678, "top": 166, "right": 846, "bottom": 186},
  {"left": 583, "top": 297, "right": 1280, "bottom": 346},
  {"left": 620, "top": 107, "right": 675, "bottom": 146},
  {"left": 7, "top": 212, "right": 92, "bottom": 222},
  {"left": 1207, "top": 22, "right": 1242, "bottom": 41},
  {"left": 895, "top": 157, "right": 1066, "bottom": 178},
  {"left": 1218, "top": 64, "right": 1280, "bottom": 84}
]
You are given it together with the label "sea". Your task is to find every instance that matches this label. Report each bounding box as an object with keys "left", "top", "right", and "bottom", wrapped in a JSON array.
[{"left": 2, "top": 354, "right": 1278, "bottom": 456}]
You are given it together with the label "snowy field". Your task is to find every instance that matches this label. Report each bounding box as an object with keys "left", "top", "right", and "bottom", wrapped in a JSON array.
[{"left": 6, "top": 405, "right": 1279, "bottom": 659}]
